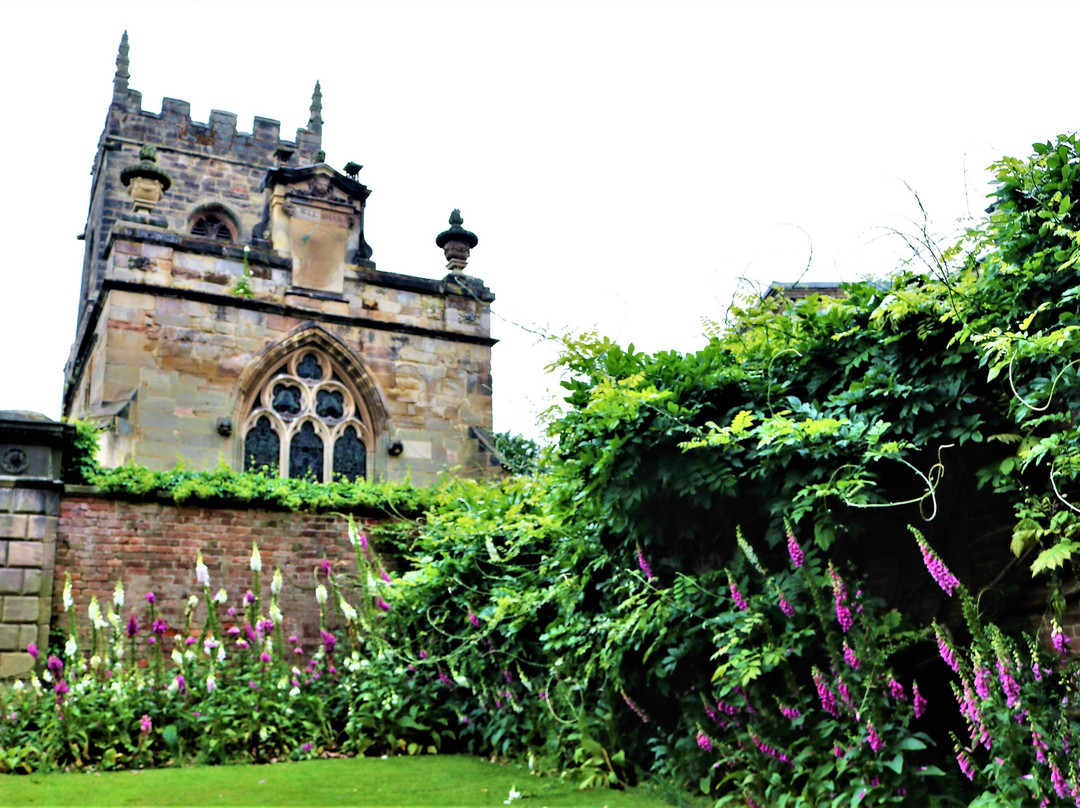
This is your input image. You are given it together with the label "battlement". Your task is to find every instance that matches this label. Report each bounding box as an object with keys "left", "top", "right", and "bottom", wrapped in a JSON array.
[{"left": 107, "top": 84, "right": 322, "bottom": 169}]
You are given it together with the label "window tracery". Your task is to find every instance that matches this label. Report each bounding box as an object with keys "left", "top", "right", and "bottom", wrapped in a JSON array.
[
  {"left": 189, "top": 210, "right": 236, "bottom": 242},
  {"left": 241, "top": 349, "right": 370, "bottom": 481}
]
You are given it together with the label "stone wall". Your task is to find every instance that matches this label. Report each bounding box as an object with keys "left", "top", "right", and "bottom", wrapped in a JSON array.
[
  {"left": 54, "top": 494, "right": 391, "bottom": 647},
  {"left": 0, "top": 483, "right": 59, "bottom": 678}
]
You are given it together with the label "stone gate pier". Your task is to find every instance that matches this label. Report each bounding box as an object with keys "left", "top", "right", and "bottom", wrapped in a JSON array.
[{"left": 0, "top": 412, "right": 70, "bottom": 677}]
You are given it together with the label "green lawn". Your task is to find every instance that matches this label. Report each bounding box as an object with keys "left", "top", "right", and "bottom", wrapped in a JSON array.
[{"left": 0, "top": 756, "right": 691, "bottom": 807}]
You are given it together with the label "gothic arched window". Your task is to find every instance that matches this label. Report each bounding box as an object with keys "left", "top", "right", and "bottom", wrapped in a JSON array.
[
  {"left": 188, "top": 206, "right": 238, "bottom": 242},
  {"left": 240, "top": 349, "right": 371, "bottom": 481}
]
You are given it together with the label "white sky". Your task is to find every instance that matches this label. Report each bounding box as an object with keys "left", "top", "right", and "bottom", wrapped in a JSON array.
[{"left": 1, "top": 0, "right": 1076, "bottom": 441}]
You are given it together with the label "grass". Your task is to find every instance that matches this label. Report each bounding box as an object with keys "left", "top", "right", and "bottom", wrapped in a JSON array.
[{"left": 1, "top": 756, "right": 695, "bottom": 807}]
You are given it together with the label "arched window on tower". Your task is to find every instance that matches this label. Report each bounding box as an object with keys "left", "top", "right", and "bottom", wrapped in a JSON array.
[
  {"left": 188, "top": 206, "right": 238, "bottom": 242},
  {"left": 240, "top": 348, "right": 371, "bottom": 481}
]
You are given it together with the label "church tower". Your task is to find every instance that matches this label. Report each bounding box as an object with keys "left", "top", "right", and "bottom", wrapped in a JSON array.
[{"left": 63, "top": 33, "right": 498, "bottom": 483}]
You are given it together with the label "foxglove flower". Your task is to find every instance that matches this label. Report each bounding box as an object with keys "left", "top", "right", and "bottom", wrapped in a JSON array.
[
  {"left": 829, "top": 563, "right": 853, "bottom": 632},
  {"left": 243, "top": 591, "right": 255, "bottom": 605},
  {"left": 145, "top": 591, "right": 156, "bottom": 604},
  {"left": 777, "top": 591, "right": 795, "bottom": 618},
  {"left": 249, "top": 542, "right": 261, "bottom": 572},
  {"left": 113, "top": 579, "right": 125, "bottom": 609},
  {"left": 339, "top": 598, "right": 358, "bottom": 622},
  {"left": 843, "top": 641, "right": 860, "bottom": 669},
  {"left": 61, "top": 574, "right": 73, "bottom": 612},
  {"left": 195, "top": 551, "right": 210, "bottom": 587},
  {"left": 1052, "top": 620, "right": 1070, "bottom": 656},
  {"left": 865, "top": 720, "right": 883, "bottom": 753},
  {"left": 152, "top": 618, "right": 168, "bottom": 636},
  {"left": 935, "top": 623, "right": 959, "bottom": 673},
  {"left": 271, "top": 567, "right": 283, "bottom": 596},
  {"left": 812, "top": 668, "right": 838, "bottom": 717},
  {"left": 468, "top": 611, "right": 481, "bottom": 629},
  {"left": 955, "top": 745, "right": 975, "bottom": 781},
  {"left": 973, "top": 654, "right": 992, "bottom": 700},
  {"left": 26, "top": 642, "right": 38, "bottom": 660},
  {"left": 381, "top": 570, "right": 392, "bottom": 583},
  {"left": 320, "top": 630, "right": 337, "bottom": 655},
  {"left": 887, "top": 678, "right": 906, "bottom": 701},
  {"left": 46, "top": 655, "right": 63, "bottom": 677},
  {"left": 622, "top": 691, "right": 649, "bottom": 723},
  {"left": 728, "top": 574, "right": 749, "bottom": 611},
  {"left": 913, "top": 682, "right": 927, "bottom": 718},
  {"left": 786, "top": 529, "right": 805, "bottom": 568},
  {"left": 696, "top": 730, "right": 713, "bottom": 752},
  {"left": 376, "top": 597, "right": 392, "bottom": 612},
  {"left": 996, "top": 655, "right": 1020, "bottom": 708},
  {"left": 912, "top": 529, "right": 960, "bottom": 596},
  {"left": 636, "top": 545, "right": 654, "bottom": 582}
]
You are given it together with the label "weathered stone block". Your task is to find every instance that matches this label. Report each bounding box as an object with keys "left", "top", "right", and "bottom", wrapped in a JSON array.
[
  {"left": 0, "top": 570, "right": 22, "bottom": 594},
  {"left": 27, "top": 516, "right": 57, "bottom": 541},
  {"left": 0, "top": 624, "right": 18, "bottom": 650},
  {"left": 0, "top": 489, "right": 11, "bottom": 513},
  {"left": 7, "top": 542, "right": 44, "bottom": 568},
  {"left": 21, "top": 569, "right": 41, "bottom": 596},
  {"left": 17, "top": 624, "right": 36, "bottom": 649},
  {"left": 0, "top": 651, "right": 34, "bottom": 679},
  {"left": 2, "top": 596, "right": 39, "bottom": 622},
  {"left": 0, "top": 515, "right": 27, "bottom": 539}
]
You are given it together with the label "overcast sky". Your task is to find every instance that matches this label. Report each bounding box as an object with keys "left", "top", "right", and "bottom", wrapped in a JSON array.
[{"left": 2, "top": 0, "right": 1076, "bottom": 441}]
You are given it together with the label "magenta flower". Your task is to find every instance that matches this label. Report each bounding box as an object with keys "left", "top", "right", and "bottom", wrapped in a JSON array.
[
  {"left": 359, "top": 533, "right": 369, "bottom": 550},
  {"left": 54, "top": 680, "right": 69, "bottom": 696},
  {"left": 381, "top": 570, "right": 392, "bottom": 583},
  {"left": 636, "top": 545, "right": 654, "bottom": 582},
  {"left": 622, "top": 692, "right": 649, "bottom": 723},
  {"left": 1050, "top": 758, "right": 1070, "bottom": 798},
  {"left": 843, "top": 641, "right": 860, "bottom": 669},
  {"left": 787, "top": 530, "right": 804, "bottom": 568},
  {"left": 260, "top": 651, "right": 271, "bottom": 664},
  {"left": 319, "top": 558, "right": 332, "bottom": 576},
  {"left": 812, "top": 668, "right": 838, "bottom": 717},
  {"left": 151, "top": 618, "right": 168, "bottom": 636},
  {"left": 126, "top": 613, "right": 139, "bottom": 638},
  {"left": 288, "top": 635, "right": 300, "bottom": 645},
  {"left": 175, "top": 674, "right": 187, "bottom": 694},
  {"left": 696, "top": 730, "right": 713, "bottom": 752},
  {"left": 973, "top": 662, "right": 992, "bottom": 700},
  {"left": 887, "top": 678, "right": 906, "bottom": 701},
  {"left": 935, "top": 625, "right": 959, "bottom": 673},
  {"left": 145, "top": 592, "right": 156, "bottom": 604},
  {"left": 26, "top": 642, "right": 38, "bottom": 660},
  {"left": 185, "top": 636, "right": 197, "bottom": 646},
  {"left": 728, "top": 574, "right": 749, "bottom": 611},
  {"left": 243, "top": 591, "right": 255, "bottom": 605},
  {"left": 955, "top": 745, "right": 975, "bottom": 781},
  {"left": 236, "top": 639, "right": 249, "bottom": 650},
  {"left": 46, "top": 655, "right": 63, "bottom": 677},
  {"left": 777, "top": 591, "right": 795, "bottom": 618},
  {"left": 828, "top": 564, "right": 853, "bottom": 632},
  {"left": 376, "top": 597, "right": 392, "bottom": 612},
  {"left": 320, "top": 630, "right": 337, "bottom": 655},
  {"left": 1052, "top": 622, "right": 1071, "bottom": 656},
  {"left": 914, "top": 532, "right": 960, "bottom": 596},
  {"left": 913, "top": 682, "right": 927, "bottom": 718},
  {"left": 468, "top": 611, "right": 480, "bottom": 629},
  {"left": 779, "top": 705, "right": 801, "bottom": 720},
  {"left": 866, "top": 720, "right": 883, "bottom": 753},
  {"left": 996, "top": 655, "right": 1020, "bottom": 708}
]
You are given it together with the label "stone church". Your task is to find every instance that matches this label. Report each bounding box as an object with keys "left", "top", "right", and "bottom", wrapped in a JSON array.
[{"left": 62, "top": 33, "right": 498, "bottom": 484}]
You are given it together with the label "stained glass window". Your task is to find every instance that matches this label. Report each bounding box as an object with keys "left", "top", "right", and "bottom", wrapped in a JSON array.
[
  {"left": 243, "top": 416, "right": 279, "bottom": 473},
  {"left": 289, "top": 421, "right": 323, "bottom": 481},
  {"left": 241, "top": 347, "right": 373, "bottom": 482},
  {"left": 333, "top": 425, "right": 367, "bottom": 481}
]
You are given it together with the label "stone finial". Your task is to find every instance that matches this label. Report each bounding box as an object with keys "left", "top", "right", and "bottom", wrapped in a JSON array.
[
  {"left": 308, "top": 80, "right": 323, "bottom": 136},
  {"left": 435, "top": 209, "right": 479, "bottom": 274},
  {"left": 119, "top": 143, "right": 172, "bottom": 213},
  {"left": 113, "top": 31, "right": 130, "bottom": 98}
]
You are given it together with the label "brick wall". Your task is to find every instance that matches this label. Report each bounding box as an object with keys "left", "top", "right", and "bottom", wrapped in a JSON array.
[{"left": 55, "top": 494, "right": 393, "bottom": 647}]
